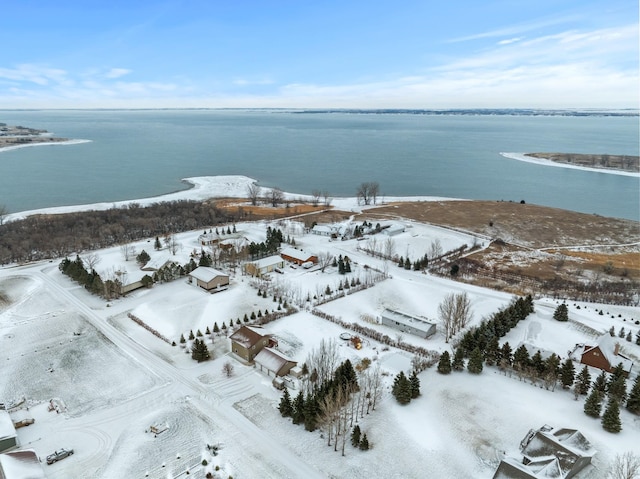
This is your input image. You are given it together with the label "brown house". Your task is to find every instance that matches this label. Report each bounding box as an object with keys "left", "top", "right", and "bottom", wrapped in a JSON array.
[
  {"left": 188, "top": 267, "right": 230, "bottom": 292},
  {"left": 280, "top": 247, "right": 318, "bottom": 266},
  {"left": 229, "top": 326, "right": 273, "bottom": 362},
  {"left": 579, "top": 334, "right": 633, "bottom": 377}
]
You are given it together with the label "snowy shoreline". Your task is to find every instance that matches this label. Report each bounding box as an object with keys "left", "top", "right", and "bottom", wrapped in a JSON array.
[
  {"left": 0, "top": 138, "right": 92, "bottom": 153},
  {"left": 500, "top": 152, "right": 640, "bottom": 177},
  {"left": 5, "top": 175, "right": 462, "bottom": 222}
]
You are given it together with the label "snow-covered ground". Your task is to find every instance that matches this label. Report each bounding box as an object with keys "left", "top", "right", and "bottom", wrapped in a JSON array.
[
  {"left": 1, "top": 178, "right": 639, "bottom": 478},
  {"left": 500, "top": 152, "right": 640, "bottom": 177}
]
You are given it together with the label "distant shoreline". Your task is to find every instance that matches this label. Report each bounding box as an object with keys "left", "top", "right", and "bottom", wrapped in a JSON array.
[
  {"left": 0, "top": 138, "right": 92, "bottom": 153},
  {"left": 500, "top": 152, "right": 640, "bottom": 177}
]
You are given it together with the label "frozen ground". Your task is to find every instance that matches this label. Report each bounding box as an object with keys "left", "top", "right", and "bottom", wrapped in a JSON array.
[{"left": 1, "top": 178, "right": 639, "bottom": 478}]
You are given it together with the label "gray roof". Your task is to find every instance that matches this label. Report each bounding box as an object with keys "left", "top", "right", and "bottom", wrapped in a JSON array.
[
  {"left": 382, "top": 309, "right": 436, "bottom": 333},
  {"left": 0, "top": 412, "right": 15, "bottom": 441}
]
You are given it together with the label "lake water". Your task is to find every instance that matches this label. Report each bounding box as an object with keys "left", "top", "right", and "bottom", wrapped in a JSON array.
[{"left": 1, "top": 110, "right": 638, "bottom": 221}]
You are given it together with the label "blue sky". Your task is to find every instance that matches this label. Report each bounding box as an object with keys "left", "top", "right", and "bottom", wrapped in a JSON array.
[{"left": 1, "top": 0, "right": 637, "bottom": 109}]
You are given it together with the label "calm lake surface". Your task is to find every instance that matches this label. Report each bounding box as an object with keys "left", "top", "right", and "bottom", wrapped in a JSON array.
[{"left": 1, "top": 110, "right": 638, "bottom": 221}]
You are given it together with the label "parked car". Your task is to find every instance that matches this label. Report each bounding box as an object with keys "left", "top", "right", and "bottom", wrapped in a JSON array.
[{"left": 46, "top": 448, "right": 74, "bottom": 465}]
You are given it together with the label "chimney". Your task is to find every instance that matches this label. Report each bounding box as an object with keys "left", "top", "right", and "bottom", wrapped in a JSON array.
[{"left": 614, "top": 342, "right": 620, "bottom": 356}]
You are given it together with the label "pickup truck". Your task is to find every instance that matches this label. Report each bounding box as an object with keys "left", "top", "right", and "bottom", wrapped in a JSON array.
[{"left": 46, "top": 448, "right": 74, "bottom": 465}]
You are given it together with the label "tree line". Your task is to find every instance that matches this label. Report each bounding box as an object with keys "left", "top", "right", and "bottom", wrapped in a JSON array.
[{"left": 0, "top": 200, "right": 238, "bottom": 265}]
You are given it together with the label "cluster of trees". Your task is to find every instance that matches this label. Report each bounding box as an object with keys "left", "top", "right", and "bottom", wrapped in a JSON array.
[
  {"left": 191, "top": 338, "right": 210, "bottom": 362},
  {"left": 1, "top": 200, "right": 236, "bottom": 265},
  {"left": 397, "top": 254, "right": 429, "bottom": 272},
  {"left": 608, "top": 325, "right": 640, "bottom": 345},
  {"left": 247, "top": 227, "right": 284, "bottom": 259},
  {"left": 279, "top": 340, "right": 382, "bottom": 456},
  {"left": 356, "top": 181, "right": 380, "bottom": 206},
  {"left": 456, "top": 295, "right": 534, "bottom": 355},
  {"left": 438, "top": 292, "right": 473, "bottom": 343},
  {"left": 58, "top": 256, "right": 137, "bottom": 299},
  {"left": 335, "top": 255, "right": 352, "bottom": 274},
  {"left": 584, "top": 365, "right": 640, "bottom": 433},
  {"left": 391, "top": 371, "right": 420, "bottom": 404}
]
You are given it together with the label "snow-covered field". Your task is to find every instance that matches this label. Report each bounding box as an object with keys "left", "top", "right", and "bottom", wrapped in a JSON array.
[{"left": 1, "top": 178, "right": 639, "bottom": 478}]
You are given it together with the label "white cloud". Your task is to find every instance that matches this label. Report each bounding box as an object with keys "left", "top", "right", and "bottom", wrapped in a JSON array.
[
  {"left": 0, "top": 64, "right": 68, "bottom": 86},
  {"left": 497, "top": 37, "right": 523, "bottom": 45},
  {"left": 105, "top": 68, "right": 132, "bottom": 79}
]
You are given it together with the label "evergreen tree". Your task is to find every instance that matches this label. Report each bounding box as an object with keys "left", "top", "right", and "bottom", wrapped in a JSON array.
[
  {"left": 467, "top": 347, "right": 484, "bottom": 374},
  {"left": 205, "top": 326, "right": 211, "bottom": 335},
  {"left": 154, "top": 236, "right": 162, "bottom": 250},
  {"left": 213, "top": 322, "right": 220, "bottom": 333},
  {"left": 484, "top": 336, "right": 500, "bottom": 366},
  {"left": 196, "top": 329, "right": 203, "bottom": 337},
  {"left": 593, "top": 370, "right": 608, "bottom": 393},
  {"left": 303, "top": 393, "right": 319, "bottom": 431},
  {"left": 531, "top": 350, "right": 545, "bottom": 377},
  {"left": 559, "top": 358, "right": 575, "bottom": 389},
  {"left": 513, "top": 345, "right": 530, "bottom": 371},
  {"left": 136, "top": 249, "right": 151, "bottom": 266},
  {"left": 243, "top": 313, "right": 249, "bottom": 323},
  {"left": 344, "top": 258, "right": 351, "bottom": 273},
  {"left": 351, "top": 425, "right": 362, "bottom": 447},
  {"left": 500, "top": 342, "right": 513, "bottom": 366},
  {"left": 607, "top": 376, "right": 628, "bottom": 405},
  {"left": 626, "top": 331, "right": 633, "bottom": 342},
  {"left": 191, "top": 338, "right": 210, "bottom": 362},
  {"left": 601, "top": 398, "right": 622, "bottom": 433},
  {"left": 553, "top": 303, "right": 569, "bottom": 321},
  {"left": 626, "top": 376, "right": 640, "bottom": 415},
  {"left": 609, "top": 326, "right": 615, "bottom": 336},
  {"left": 619, "top": 327, "right": 625, "bottom": 338},
  {"left": 398, "top": 256, "right": 404, "bottom": 268},
  {"left": 221, "top": 321, "right": 227, "bottom": 330},
  {"left": 189, "top": 330, "right": 195, "bottom": 340},
  {"left": 437, "top": 351, "right": 452, "bottom": 374},
  {"left": 452, "top": 348, "right": 465, "bottom": 371},
  {"left": 292, "top": 391, "right": 305, "bottom": 425},
  {"left": 392, "top": 371, "right": 412, "bottom": 404},
  {"left": 359, "top": 433, "right": 370, "bottom": 450},
  {"left": 409, "top": 370, "right": 421, "bottom": 399},
  {"left": 584, "top": 389, "right": 604, "bottom": 418},
  {"left": 636, "top": 330, "right": 640, "bottom": 345},
  {"left": 179, "top": 333, "right": 186, "bottom": 344},
  {"left": 278, "top": 388, "right": 293, "bottom": 417},
  {"left": 575, "top": 366, "right": 592, "bottom": 395}
]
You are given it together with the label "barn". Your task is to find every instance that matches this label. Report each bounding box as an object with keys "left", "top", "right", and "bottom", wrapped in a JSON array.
[
  {"left": 380, "top": 309, "right": 436, "bottom": 338},
  {"left": 188, "top": 267, "right": 230, "bottom": 292}
]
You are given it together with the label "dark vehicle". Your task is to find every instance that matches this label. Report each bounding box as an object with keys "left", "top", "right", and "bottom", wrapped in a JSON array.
[{"left": 46, "top": 448, "right": 74, "bottom": 465}]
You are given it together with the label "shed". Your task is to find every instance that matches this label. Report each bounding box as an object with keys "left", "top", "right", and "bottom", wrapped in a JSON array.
[
  {"left": 0, "top": 412, "right": 17, "bottom": 453},
  {"left": 254, "top": 347, "right": 297, "bottom": 377},
  {"left": 0, "top": 450, "right": 47, "bottom": 479},
  {"left": 188, "top": 267, "right": 230, "bottom": 292},
  {"left": 381, "top": 309, "right": 436, "bottom": 338},
  {"left": 380, "top": 222, "right": 405, "bottom": 236}
]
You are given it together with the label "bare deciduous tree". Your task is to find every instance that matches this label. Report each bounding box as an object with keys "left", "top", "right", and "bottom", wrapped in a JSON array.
[
  {"left": 165, "top": 235, "right": 181, "bottom": 255},
  {"left": 322, "top": 190, "right": 332, "bottom": 207},
  {"left": 246, "top": 183, "right": 261, "bottom": 206},
  {"left": 84, "top": 252, "right": 101, "bottom": 271},
  {"left": 222, "top": 361, "right": 235, "bottom": 378},
  {"left": 356, "top": 182, "right": 380, "bottom": 206},
  {"left": 268, "top": 187, "right": 284, "bottom": 207},
  {"left": 317, "top": 251, "right": 334, "bottom": 273},
  {"left": 428, "top": 238, "right": 443, "bottom": 260},
  {"left": 607, "top": 451, "right": 640, "bottom": 479},
  {"left": 311, "top": 189, "right": 321, "bottom": 207},
  {"left": 304, "top": 338, "right": 340, "bottom": 394},
  {"left": 438, "top": 292, "right": 472, "bottom": 342},
  {"left": 369, "top": 181, "right": 380, "bottom": 205},
  {"left": 120, "top": 244, "right": 136, "bottom": 261}
]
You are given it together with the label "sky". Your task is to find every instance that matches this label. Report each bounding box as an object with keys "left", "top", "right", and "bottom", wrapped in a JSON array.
[{"left": 0, "top": 0, "right": 638, "bottom": 109}]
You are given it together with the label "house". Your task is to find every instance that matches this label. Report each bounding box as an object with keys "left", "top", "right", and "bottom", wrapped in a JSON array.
[
  {"left": 0, "top": 449, "right": 47, "bottom": 479},
  {"left": 380, "top": 309, "right": 437, "bottom": 338},
  {"left": 493, "top": 455, "right": 562, "bottom": 479},
  {"left": 244, "top": 255, "right": 285, "bottom": 278},
  {"left": 0, "top": 412, "right": 16, "bottom": 453},
  {"left": 579, "top": 334, "right": 633, "bottom": 377},
  {"left": 280, "top": 247, "right": 318, "bottom": 266},
  {"left": 229, "top": 326, "right": 273, "bottom": 362},
  {"left": 493, "top": 426, "right": 596, "bottom": 479},
  {"left": 188, "top": 267, "right": 230, "bottom": 292},
  {"left": 254, "top": 347, "right": 297, "bottom": 377}
]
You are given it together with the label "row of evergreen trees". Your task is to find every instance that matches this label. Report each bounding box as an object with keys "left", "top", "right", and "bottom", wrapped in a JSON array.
[
  {"left": 583, "top": 364, "right": 640, "bottom": 433},
  {"left": 59, "top": 256, "right": 137, "bottom": 299},
  {"left": 608, "top": 324, "right": 640, "bottom": 344},
  {"left": 457, "top": 295, "right": 534, "bottom": 356}
]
